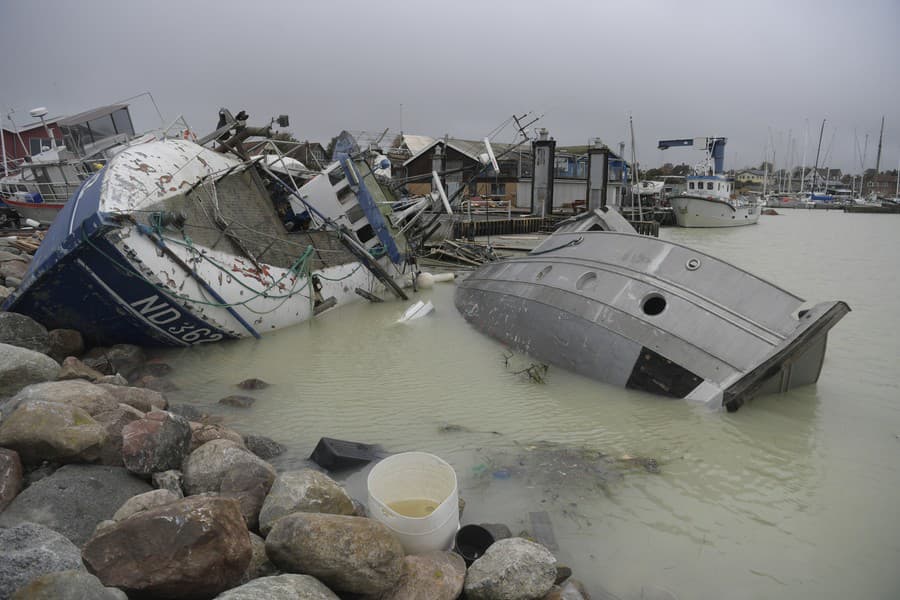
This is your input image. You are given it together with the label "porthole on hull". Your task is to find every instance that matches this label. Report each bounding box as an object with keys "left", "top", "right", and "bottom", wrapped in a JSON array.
[
  {"left": 535, "top": 266, "right": 552, "bottom": 281},
  {"left": 642, "top": 293, "right": 666, "bottom": 316}
]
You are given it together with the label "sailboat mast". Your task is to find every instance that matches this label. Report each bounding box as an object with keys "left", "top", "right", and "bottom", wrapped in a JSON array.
[
  {"left": 800, "top": 119, "right": 809, "bottom": 195},
  {"left": 812, "top": 119, "right": 826, "bottom": 193},
  {"left": 874, "top": 116, "right": 885, "bottom": 175}
]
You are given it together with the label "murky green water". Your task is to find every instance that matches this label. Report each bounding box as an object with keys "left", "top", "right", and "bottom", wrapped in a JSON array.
[{"left": 158, "top": 209, "right": 900, "bottom": 600}]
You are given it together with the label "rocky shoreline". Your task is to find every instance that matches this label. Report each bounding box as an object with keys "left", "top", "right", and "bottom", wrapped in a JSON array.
[{"left": 0, "top": 238, "right": 590, "bottom": 599}]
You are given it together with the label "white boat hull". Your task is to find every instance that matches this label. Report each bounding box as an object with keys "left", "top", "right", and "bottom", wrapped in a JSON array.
[{"left": 671, "top": 195, "right": 759, "bottom": 227}]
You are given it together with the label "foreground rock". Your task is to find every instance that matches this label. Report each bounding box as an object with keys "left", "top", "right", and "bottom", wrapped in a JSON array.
[
  {"left": 121, "top": 410, "right": 192, "bottom": 477},
  {"left": 5, "top": 379, "right": 118, "bottom": 418},
  {"left": 244, "top": 434, "right": 287, "bottom": 459},
  {"left": 0, "top": 522, "right": 84, "bottom": 600},
  {"left": 0, "top": 343, "right": 60, "bottom": 398},
  {"left": 56, "top": 357, "right": 105, "bottom": 382},
  {"left": 182, "top": 439, "right": 277, "bottom": 529},
  {"left": 382, "top": 551, "right": 467, "bottom": 600},
  {"left": 82, "top": 496, "right": 252, "bottom": 599},
  {"left": 11, "top": 570, "right": 127, "bottom": 600},
  {"left": 266, "top": 512, "right": 404, "bottom": 595},
  {"left": 97, "top": 384, "right": 167, "bottom": 412},
  {"left": 0, "top": 311, "right": 48, "bottom": 353},
  {"left": 0, "top": 448, "right": 23, "bottom": 511},
  {"left": 190, "top": 422, "right": 245, "bottom": 451},
  {"left": 0, "top": 401, "right": 107, "bottom": 464},
  {"left": 463, "top": 538, "right": 557, "bottom": 600},
  {"left": 152, "top": 469, "right": 184, "bottom": 496},
  {"left": 0, "top": 465, "right": 153, "bottom": 546},
  {"left": 215, "top": 574, "right": 339, "bottom": 599},
  {"left": 83, "top": 344, "right": 146, "bottom": 380},
  {"left": 259, "top": 469, "right": 355, "bottom": 536},
  {"left": 93, "top": 404, "right": 145, "bottom": 466}
]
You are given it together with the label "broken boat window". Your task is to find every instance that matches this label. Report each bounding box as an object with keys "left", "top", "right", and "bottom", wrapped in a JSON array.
[
  {"left": 328, "top": 168, "right": 346, "bottom": 186},
  {"left": 346, "top": 204, "right": 365, "bottom": 223},
  {"left": 356, "top": 223, "right": 375, "bottom": 243},
  {"left": 336, "top": 185, "right": 355, "bottom": 204}
]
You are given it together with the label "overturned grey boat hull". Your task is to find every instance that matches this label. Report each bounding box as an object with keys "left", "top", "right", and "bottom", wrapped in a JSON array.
[{"left": 455, "top": 218, "right": 849, "bottom": 411}]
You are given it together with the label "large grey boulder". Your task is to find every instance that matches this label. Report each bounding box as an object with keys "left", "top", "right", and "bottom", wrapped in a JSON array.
[
  {"left": 0, "top": 448, "right": 23, "bottom": 512},
  {"left": 183, "top": 439, "right": 276, "bottom": 496},
  {"left": 265, "top": 512, "right": 404, "bottom": 595},
  {"left": 182, "top": 439, "right": 276, "bottom": 531},
  {"left": 82, "top": 496, "right": 252, "bottom": 599},
  {"left": 0, "top": 464, "right": 152, "bottom": 546},
  {"left": 46, "top": 328, "right": 84, "bottom": 363},
  {"left": 0, "top": 522, "right": 84, "bottom": 600},
  {"left": 121, "top": 410, "right": 192, "bottom": 477},
  {"left": 0, "top": 400, "right": 108, "bottom": 465},
  {"left": 258, "top": 469, "right": 355, "bottom": 536},
  {"left": 96, "top": 384, "right": 166, "bottom": 412},
  {"left": 0, "top": 312, "right": 48, "bottom": 353},
  {"left": 463, "top": 538, "right": 557, "bottom": 600},
  {"left": 215, "top": 574, "right": 339, "bottom": 599},
  {"left": 11, "top": 570, "right": 127, "bottom": 600},
  {"left": 0, "top": 343, "right": 59, "bottom": 398},
  {"left": 382, "top": 551, "right": 467, "bottom": 600},
  {"left": 4, "top": 380, "right": 119, "bottom": 418}
]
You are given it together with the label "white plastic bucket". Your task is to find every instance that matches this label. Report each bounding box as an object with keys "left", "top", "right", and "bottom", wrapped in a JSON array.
[{"left": 366, "top": 452, "right": 459, "bottom": 554}]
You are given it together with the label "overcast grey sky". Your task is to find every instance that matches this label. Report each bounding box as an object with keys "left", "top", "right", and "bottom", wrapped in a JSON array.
[{"left": 2, "top": 0, "right": 898, "bottom": 173}]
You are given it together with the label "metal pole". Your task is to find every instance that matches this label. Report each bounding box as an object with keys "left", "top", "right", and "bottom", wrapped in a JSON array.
[{"left": 1, "top": 110, "right": 7, "bottom": 177}]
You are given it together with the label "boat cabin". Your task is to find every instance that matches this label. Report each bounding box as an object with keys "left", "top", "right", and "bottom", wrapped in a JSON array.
[{"left": 685, "top": 174, "right": 732, "bottom": 200}]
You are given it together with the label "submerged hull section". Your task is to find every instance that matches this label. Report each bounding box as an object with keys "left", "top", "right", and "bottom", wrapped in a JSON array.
[
  {"left": 671, "top": 195, "right": 760, "bottom": 227},
  {"left": 455, "top": 231, "right": 848, "bottom": 410}
]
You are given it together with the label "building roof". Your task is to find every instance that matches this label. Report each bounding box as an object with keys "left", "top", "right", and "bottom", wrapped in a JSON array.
[
  {"left": 58, "top": 103, "right": 128, "bottom": 127},
  {"left": 401, "top": 134, "right": 435, "bottom": 156},
  {"left": 402, "top": 137, "right": 523, "bottom": 167}
]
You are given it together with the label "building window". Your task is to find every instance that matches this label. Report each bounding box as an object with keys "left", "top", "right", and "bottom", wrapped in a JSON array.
[
  {"left": 29, "top": 137, "right": 59, "bottom": 155},
  {"left": 490, "top": 183, "right": 506, "bottom": 196}
]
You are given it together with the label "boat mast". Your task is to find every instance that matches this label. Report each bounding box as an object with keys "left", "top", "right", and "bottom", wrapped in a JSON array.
[
  {"left": 874, "top": 116, "right": 885, "bottom": 188},
  {"left": 628, "top": 114, "right": 644, "bottom": 221},
  {"left": 799, "top": 119, "right": 809, "bottom": 195},
  {"left": 811, "top": 119, "right": 826, "bottom": 194},
  {"left": 1, "top": 108, "right": 7, "bottom": 177},
  {"left": 859, "top": 133, "right": 869, "bottom": 198}
]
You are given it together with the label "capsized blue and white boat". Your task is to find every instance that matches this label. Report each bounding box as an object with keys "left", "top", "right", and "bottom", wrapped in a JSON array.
[
  {"left": 455, "top": 207, "right": 849, "bottom": 411},
  {"left": 2, "top": 114, "right": 437, "bottom": 347}
]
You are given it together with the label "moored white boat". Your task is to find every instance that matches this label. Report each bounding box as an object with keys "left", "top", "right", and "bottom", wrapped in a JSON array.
[{"left": 671, "top": 176, "right": 760, "bottom": 227}]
